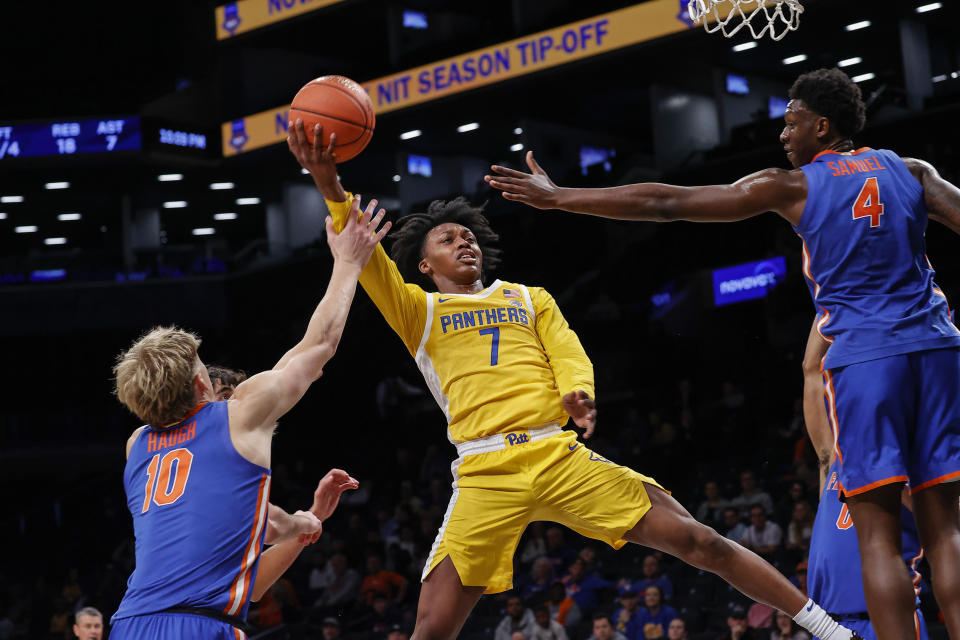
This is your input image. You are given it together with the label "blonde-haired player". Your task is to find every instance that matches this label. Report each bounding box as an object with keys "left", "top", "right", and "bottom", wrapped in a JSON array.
[
  {"left": 289, "top": 119, "right": 857, "bottom": 640},
  {"left": 109, "top": 200, "right": 388, "bottom": 640}
]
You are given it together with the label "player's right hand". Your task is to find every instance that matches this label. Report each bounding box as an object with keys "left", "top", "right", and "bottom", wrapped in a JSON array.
[
  {"left": 287, "top": 118, "right": 340, "bottom": 195},
  {"left": 326, "top": 196, "right": 391, "bottom": 268},
  {"left": 310, "top": 468, "right": 360, "bottom": 521}
]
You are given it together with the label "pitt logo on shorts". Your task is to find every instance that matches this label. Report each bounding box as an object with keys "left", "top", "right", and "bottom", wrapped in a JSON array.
[{"left": 505, "top": 432, "right": 530, "bottom": 446}]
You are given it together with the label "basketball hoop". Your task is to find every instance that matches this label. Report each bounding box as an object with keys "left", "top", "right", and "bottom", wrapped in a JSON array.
[{"left": 687, "top": 0, "right": 804, "bottom": 41}]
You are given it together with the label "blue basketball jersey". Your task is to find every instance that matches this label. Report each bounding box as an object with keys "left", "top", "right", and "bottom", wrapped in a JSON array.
[
  {"left": 796, "top": 148, "right": 960, "bottom": 369},
  {"left": 112, "top": 402, "right": 271, "bottom": 624},
  {"left": 807, "top": 461, "right": 923, "bottom": 615}
]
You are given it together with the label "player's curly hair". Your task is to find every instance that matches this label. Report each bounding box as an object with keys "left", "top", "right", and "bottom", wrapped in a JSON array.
[
  {"left": 789, "top": 68, "right": 867, "bottom": 138},
  {"left": 389, "top": 197, "right": 502, "bottom": 290}
]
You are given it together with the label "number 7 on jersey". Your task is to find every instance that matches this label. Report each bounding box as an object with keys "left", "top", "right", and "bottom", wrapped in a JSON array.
[{"left": 478, "top": 327, "right": 500, "bottom": 366}]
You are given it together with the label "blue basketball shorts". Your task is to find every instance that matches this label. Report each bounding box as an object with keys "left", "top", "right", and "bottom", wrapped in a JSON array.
[
  {"left": 826, "top": 610, "right": 927, "bottom": 640},
  {"left": 824, "top": 348, "right": 960, "bottom": 497},
  {"left": 110, "top": 612, "right": 247, "bottom": 640}
]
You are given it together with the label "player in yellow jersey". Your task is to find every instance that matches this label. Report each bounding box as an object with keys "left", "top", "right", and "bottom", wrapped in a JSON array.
[{"left": 288, "top": 120, "right": 857, "bottom": 640}]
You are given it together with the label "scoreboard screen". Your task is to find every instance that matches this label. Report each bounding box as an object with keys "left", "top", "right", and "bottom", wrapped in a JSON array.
[{"left": 0, "top": 116, "right": 141, "bottom": 160}]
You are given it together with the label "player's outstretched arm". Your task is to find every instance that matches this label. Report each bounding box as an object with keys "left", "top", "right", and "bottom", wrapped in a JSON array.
[
  {"left": 251, "top": 470, "right": 359, "bottom": 601},
  {"left": 801, "top": 317, "right": 834, "bottom": 496},
  {"left": 903, "top": 158, "right": 960, "bottom": 235},
  {"left": 485, "top": 151, "right": 806, "bottom": 224}
]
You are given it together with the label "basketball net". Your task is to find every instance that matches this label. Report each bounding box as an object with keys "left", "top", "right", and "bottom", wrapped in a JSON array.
[{"left": 687, "top": 0, "right": 804, "bottom": 41}]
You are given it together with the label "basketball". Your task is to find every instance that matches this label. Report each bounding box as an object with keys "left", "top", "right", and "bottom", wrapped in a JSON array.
[{"left": 290, "top": 75, "right": 375, "bottom": 163}]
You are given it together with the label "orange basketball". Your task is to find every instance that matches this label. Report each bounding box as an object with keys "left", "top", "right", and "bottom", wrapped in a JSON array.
[{"left": 290, "top": 75, "right": 375, "bottom": 163}]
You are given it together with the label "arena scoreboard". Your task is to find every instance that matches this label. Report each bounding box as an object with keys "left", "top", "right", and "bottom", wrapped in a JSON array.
[{"left": 0, "top": 116, "right": 141, "bottom": 160}]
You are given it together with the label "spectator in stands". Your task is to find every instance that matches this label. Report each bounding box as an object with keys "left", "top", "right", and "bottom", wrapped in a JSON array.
[
  {"left": 790, "top": 561, "right": 808, "bottom": 596},
  {"left": 360, "top": 551, "right": 408, "bottom": 605},
  {"left": 520, "top": 522, "right": 548, "bottom": 564},
  {"left": 561, "top": 558, "right": 613, "bottom": 614},
  {"left": 249, "top": 579, "right": 298, "bottom": 628},
  {"left": 633, "top": 554, "right": 673, "bottom": 601},
  {"left": 719, "top": 604, "right": 759, "bottom": 640},
  {"left": 321, "top": 617, "right": 342, "bottom": 640},
  {"left": 521, "top": 557, "right": 556, "bottom": 600},
  {"left": 747, "top": 602, "right": 774, "bottom": 631},
  {"left": 348, "top": 594, "right": 401, "bottom": 637},
  {"left": 543, "top": 582, "right": 582, "bottom": 631},
  {"left": 730, "top": 471, "right": 774, "bottom": 517},
  {"left": 387, "top": 623, "right": 411, "bottom": 640},
  {"left": 667, "top": 618, "right": 687, "bottom": 640},
  {"left": 495, "top": 595, "right": 537, "bottom": 640},
  {"left": 613, "top": 584, "right": 643, "bottom": 640},
  {"left": 694, "top": 480, "right": 729, "bottom": 529},
  {"left": 721, "top": 508, "right": 747, "bottom": 541},
  {"left": 740, "top": 506, "right": 783, "bottom": 557},
  {"left": 531, "top": 606, "right": 569, "bottom": 640},
  {"left": 769, "top": 610, "right": 811, "bottom": 640},
  {"left": 314, "top": 553, "right": 360, "bottom": 608},
  {"left": 72, "top": 607, "right": 103, "bottom": 640},
  {"left": 308, "top": 549, "right": 332, "bottom": 595},
  {"left": 774, "top": 481, "right": 808, "bottom": 526},
  {"left": 589, "top": 613, "right": 628, "bottom": 640},
  {"left": 634, "top": 586, "right": 677, "bottom": 640},
  {"left": 579, "top": 547, "right": 600, "bottom": 575},
  {"left": 785, "top": 501, "right": 814, "bottom": 553},
  {"left": 545, "top": 527, "right": 578, "bottom": 574}
]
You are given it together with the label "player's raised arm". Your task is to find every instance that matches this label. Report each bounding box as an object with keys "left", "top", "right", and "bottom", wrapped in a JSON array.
[
  {"left": 531, "top": 287, "right": 598, "bottom": 438},
  {"left": 902, "top": 157, "right": 960, "bottom": 235},
  {"left": 801, "top": 317, "right": 834, "bottom": 496},
  {"left": 486, "top": 151, "right": 807, "bottom": 225},
  {"left": 231, "top": 201, "right": 389, "bottom": 441}
]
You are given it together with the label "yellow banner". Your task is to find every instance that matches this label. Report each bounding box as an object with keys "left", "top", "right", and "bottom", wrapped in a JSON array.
[
  {"left": 222, "top": 0, "right": 703, "bottom": 156},
  {"left": 215, "top": 0, "right": 346, "bottom": 40}
]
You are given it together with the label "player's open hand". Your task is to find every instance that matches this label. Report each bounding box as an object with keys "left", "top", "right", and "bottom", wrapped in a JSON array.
[
  {"left": 485, "top": 151, "right": 563, "bottom": 210},
  {"left": 326, "top": 196, "right": 391, "bottom": 268},
  {"left": 291, "top": 510, "right": 323, "bottom": 546},
  {"left": 563, "top": 390, "right": 597, "bottom": 438},
  {"left": 310, "top": 468, "right": 359, "bottom": 522},
  {"left": 287, "top": 118, "right": 339, "bottom": 193}
]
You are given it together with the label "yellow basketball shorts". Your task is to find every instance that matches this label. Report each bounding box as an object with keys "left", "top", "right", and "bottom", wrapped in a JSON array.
[{"left": 422, "top": 429, "right": 664, "bottom": 594}]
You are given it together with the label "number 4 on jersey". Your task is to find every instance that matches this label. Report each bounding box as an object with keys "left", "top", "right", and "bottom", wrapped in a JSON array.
[{"left": 852, "top": 176, "right": 884, "bottom": 228}]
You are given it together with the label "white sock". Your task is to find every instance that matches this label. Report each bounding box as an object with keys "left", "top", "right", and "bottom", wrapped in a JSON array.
[{"left": 793, "top": 599, "right": 853, "bottom": 640}]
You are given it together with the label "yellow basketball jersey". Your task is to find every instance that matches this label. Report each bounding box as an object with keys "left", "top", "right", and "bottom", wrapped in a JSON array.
[{"left": 328, "top": 195, "right": 594, "bottom": 443}]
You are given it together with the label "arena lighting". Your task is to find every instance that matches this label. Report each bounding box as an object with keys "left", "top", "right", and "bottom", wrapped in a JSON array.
[
  {"left": 192, "top": 227, "right": 215, "bottom": 236},
  {"left": 44, "top": 181, "right": 69, "bottom": 190},
  {"left": 236, "top": 197, "right": 260, "bottom": 205},
  {"left": 392, "top": 175, "right": 402, "bottom": 182},
  {"left": 844, "top": 20, "right": 871, "bottom": 31},
  {"left": 0, "top": 213, "right": 6, "bottom": 219},
  {"left": 14, "top": 225, "right": 37, "bottom": 233},
  {"left": 301, "top": 168, "right": 310, "bottom": 175},
  {"left": 57, "top": 213, "right": 82, "bottom": 221},
  {"left": 514, "top": 127, "right": 523, "bottom": 135},
  {"left": 163, "top": 201, "right": 188, "bottom": 208},
  {"left": 1, "top": 195, "right": 24, "bottom": 203},
  {"left": 837, "top": 57, "right": 862, "bottom": 68},
  {"left": 44, "top": 237, "right": 67, "bottom": 245},
  {"left": 782, "top": 54, "right": 807, "bottom": 65},
  {"left": 852, "top": 72, "right": 876, "bottom": 83},
  {"left": 399, "top": 129, "right": 421, "bottom": 140},
  {"left": 456, "top": 122, "right": 479, "bottom": 133},
  {"left": 933, "top": 74, "right": 948, "bottom": 82},
  {"left": 213, "top": 212, "right": 237, "bottom": 220},
  {"left": 510, "top": 143, "right": 524, "bottom": 152},
  {"left": 916, "top": 2, "right": 942, "bottom": 13},
  {"left": 157, "top": 173, "right": 183, "bottom": 182},
  {"left": 732, "top": 41, "right": 758, "bottom": 52},
  {"left": 209, "top": 182, "right": 235, "bottom": 190}
]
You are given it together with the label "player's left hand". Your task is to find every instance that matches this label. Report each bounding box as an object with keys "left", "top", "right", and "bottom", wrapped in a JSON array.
[
  {"left": 485, "top": 151, "right": 563, "bottom": 209},
  {"left": 563, "top": 390, "right": 597, "bottom": 438},
  {"left": 310, "top": 468, "right": 360, "bottom": 523}
]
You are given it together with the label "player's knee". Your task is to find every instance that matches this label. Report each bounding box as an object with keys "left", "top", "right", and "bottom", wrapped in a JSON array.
[
  {"left": 676, "top": 521, "right": 731, "bottom": 569},
  {"left": 412, "top": 610, "right": 455, "bottom": 640}
]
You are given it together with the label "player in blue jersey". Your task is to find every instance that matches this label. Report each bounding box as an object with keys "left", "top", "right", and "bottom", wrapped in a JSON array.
[
  {"left": 488, "top": 67, "right": 960, "bottom": 640},
  {"left": 802, "top": 322, "right": 928, "bottom": 640},
  {"left": 109, "top": 199, "right": 389, "bottom": 639}
]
